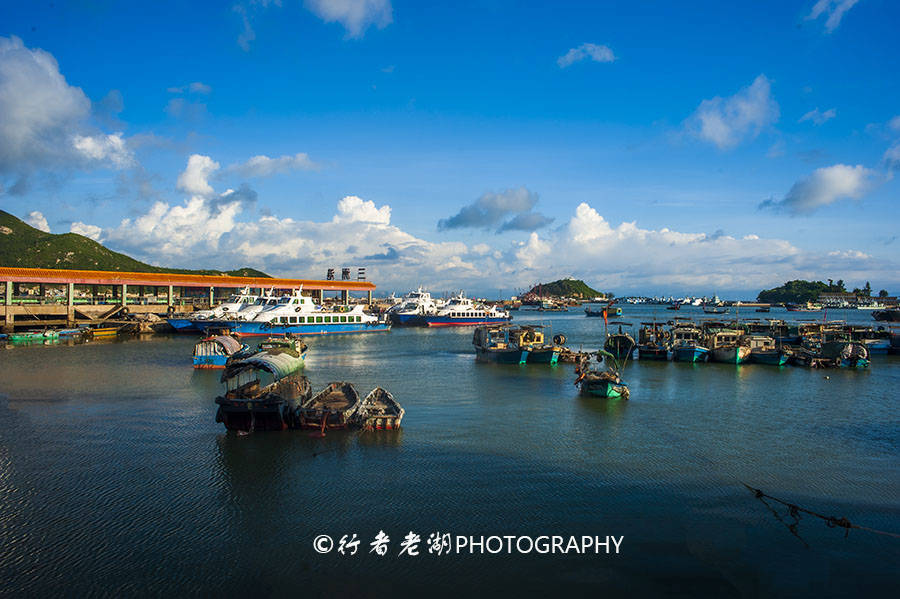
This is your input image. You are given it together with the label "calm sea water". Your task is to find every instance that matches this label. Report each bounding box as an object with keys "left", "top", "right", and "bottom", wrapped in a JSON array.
[{"left": 0, "top": 306, "right": 897, "bottom": 597}]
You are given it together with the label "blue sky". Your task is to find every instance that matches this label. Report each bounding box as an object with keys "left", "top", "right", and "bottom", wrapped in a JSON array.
[{"left": 1, "top": 0, "right": 898, "bottom": 296}]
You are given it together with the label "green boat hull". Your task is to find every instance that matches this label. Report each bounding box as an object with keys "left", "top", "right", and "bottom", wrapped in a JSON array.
[
  {"left": 750, "top": 350, "right": 789, "bottom": 366},
  {"left": 579, "top": 379, "right": 629, "bottom": 399}
]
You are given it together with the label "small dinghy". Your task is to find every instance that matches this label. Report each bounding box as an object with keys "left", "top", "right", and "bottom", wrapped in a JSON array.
[
  {"left": 574, "top": 350, "right": 630, "bottom": 399},
  {"left": 297, "top": 382, "right": 361, "bottom": 430},
  {"left": 193, "top": 334, "right": 246, "bottom": 368},
  {"left": 355, "top": 387, "right": 405, "bottom": 430}
]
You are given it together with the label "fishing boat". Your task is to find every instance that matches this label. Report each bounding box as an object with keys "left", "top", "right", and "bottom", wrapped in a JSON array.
[
  {"left": 666, "top": 302, "right": 681, "bottom": 311},
  {"left": 706, "top": 328, "right": 751, "bottom": 364},
  {"left": 355, "top": 387, "right": 405, "bottom": 430},
  {"left": 420, "top": 292, "right": 511, "bottom": 327},
  {"left": 386, "top": 287, "right": 442, "bottom": 325},
  {"left": 603, "top": 325, "right": 635, "bottom": 361},
  {"left": 472, "top": 325, "right": 562, "bottom": 364},
  {"left": 744, "top": 335, "right": 790, "bottom": 366},
  {"left": 702, "top": 303, "right": 728, "bottom": 315},
  {"left": 820, "top": 341, "right": 869, "bottom": 368},
  {"left": 755, "top": 306, "right": 771, "bottom": 313},
  {"left": 574, "top": 351, "right": 629, "bottom": 399},
  {"left": 214, "top": 348, "right": 310, "bottom": 431},
  {"left": 637, "top": 322, "right": 670, "bottom": 361},
  {"left": 585, "top": 305, "right": 622, "bottom": 318},
  {"left": 472, "top": 325, "right": 530, "bottom": 364},
  {"left": 192, "top": 334, "right": 247, "bottom": 368},
  {"left": 213, "top": 288, "right": 390, "bottom": 337},
  {"left": 671, "top": 324, "right": 709, "bottom": 362},
  {"left": 785, "top": 302, "right": 823, "bottom": 312},
  {"left": 297, "top": 382, "right": 362, "bottom": 430},
  {"left": 7, "top": 329, "right": 60, "bottom": 342}
]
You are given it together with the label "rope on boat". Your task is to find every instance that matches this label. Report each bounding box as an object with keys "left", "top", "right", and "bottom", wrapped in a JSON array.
[{"left": 741, "top": 483, "right": 900, "bottom": 544}]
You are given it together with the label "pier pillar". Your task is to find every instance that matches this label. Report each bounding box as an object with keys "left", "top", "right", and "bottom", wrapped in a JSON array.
[
  {"left": 121, "top": 284, "right": 128, "bottom": 306},
  {"left": 341, "top": 290, "right": 349, "bottom": 306},
  {"left": 39, "top": 283, "right": 45, "bottom": 303},
  {"left": 2, "top": 311, "right": 12, "bottom": 333},
  {"left": 91, "top": 285, "right": 98, "bottom": 303},
  {"left": 367, "top": 290, "right": 372, "bottom": 305},
  {"left": 209, "top": 286, "right": 214, "bottom": 307},
  {"left": 167, "top": 285, "right": 174, "bottom": 307},
  {"left": 5, "top": 281, "right": 11, "bottom": 306},
  {"left": 66, "top": 282, "right": 75, "bottom": 327}
]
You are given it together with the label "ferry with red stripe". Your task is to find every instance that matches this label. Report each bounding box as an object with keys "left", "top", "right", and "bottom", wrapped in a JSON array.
[{"left": 420, "top": 292, "right": 511, "bottom": 327}]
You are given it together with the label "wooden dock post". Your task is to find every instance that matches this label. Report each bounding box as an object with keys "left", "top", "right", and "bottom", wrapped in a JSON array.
[
  {"left": 209, "top": 286, "right": 214, "bottom": 308},
  {"left": 2, "top": 281, "right": 11, "bottom": 333},
  {"left": 121, "top": 283, "right": 128, "bottom": 307},
  {"left": 66, "top": 282, "right": 75, "bottom": 327},
  {"left": 167, "top": 285, "right": 174, "bottom": 308}
]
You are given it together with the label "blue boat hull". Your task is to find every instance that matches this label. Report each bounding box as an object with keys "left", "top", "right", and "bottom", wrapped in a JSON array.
[
  {"left": 390, "top": 312, "right": 426, "bottom": 326},
  {"left": 193, "top": 354, "right": 230, "bottom": 369},
  {"left": 673, "top": 346, "right": 709, "bottom": 363},
  {"left": 167, "top": 318, "right": 201, "bottom": 332},
  {"left": 209, "top": 320, "right": 391, "bottom": 337}
]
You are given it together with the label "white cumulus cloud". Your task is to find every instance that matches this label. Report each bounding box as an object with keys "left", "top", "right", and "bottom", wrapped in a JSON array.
[
  {"left": 176, "top": 154, "right": 220, "bottom": 197},
  {"left": 70, "top": 221, "right": 103, "bottom": 241},
  {"left": 557, "top": 43, "right": 616, "bottom": 68},
  {"left": 72, "top": 133, "right": 134, "bottom": 168},
  {"left": 685, "top": 74, "right": 779, "bottom": 150},
  {"left": 25, "top": 211, "right": 50, "bottom": 232},
  {"left": 760, "top": 164, "right": 873, "bottom": 214},
  {"left": 332, "top": 195, "right": 391, "bottom": 224}
]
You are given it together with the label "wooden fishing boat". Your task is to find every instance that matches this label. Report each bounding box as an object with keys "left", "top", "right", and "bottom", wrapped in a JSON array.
[
  {"left": 256, "top": 335, "right": 308, "bottom": 356},
  {"left": 670, "top": 324, "right": 709, "bottom": 362},
  {"left": 88, "top": 326, "right": 119, "bottom": 338},
  {"left": 707, "top": 329, "right": 751, "bottom": 364},
  {"left": 297, "top": 382, "right": 361, "bottom": 430},
  {"left": 214, "top": 348, "right": 310, "bottom": 431},
  {"left": 355, "top": 387, "right": 405, "bottom": 430},
  {"left": 820, "top": 340, "right": 869, "bottom": 368},
  {"left": 7, "top": 330, "right": 59, "bottom": 342},
  {"left": 744, "top": 335, "right": 790, "bottom": 366},
  {"left": 603, "top": 326, "right": 635, "bottom": 361},
  {"left": 575, "top": 352, "right": 629, "bottom": 399},
  {"left": 637, "top": 322, "right": 670, "bottom": 360},
  {"left": 192, "top": 334, "right": 246, "bottom": 369}
]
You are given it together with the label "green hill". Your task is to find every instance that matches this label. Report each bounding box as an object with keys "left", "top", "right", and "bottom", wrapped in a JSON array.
[
  {"left": 0, "top": 210, "right": 269, "bottom": 277},
  {"left": 756, "top": 279, "right": 843, "bottom": 304},
  {"left": 527, "top": 278, "right": 604, "bottom": 299}
]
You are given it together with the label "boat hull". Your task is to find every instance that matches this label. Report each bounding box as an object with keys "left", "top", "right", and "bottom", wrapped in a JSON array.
[
  {"left": 193, "top": 354, "right": 230, "bottom": 369},
  {"left": 750, "top": 349, "right": 789, "bottom": 366},
  {"left": 166, "top": 318, "right": 201, "bottom": 332},
  {"left": 215, "top": 399, "right": 290, "bottom": 431},
  {"left": 389, "top": 312, "right": 427, "bottom": 326},
  {"left": 526, "top": 348, "right": 560, "bottom": 364},
  {"left": 579, "top": 380, "right": 629, "bottom": 399},
  {"left": 637, "top": 346, "right": 668, "bottom": 361},
  {"left": 475, "top": 347, "right": 529, "bottom": 364},
  {"left": 710, "top": 346, "right": 751, "bottom": 364},
  {"left": 209, "top": 320, "right": 391, "bottom": 337},
  {"left": 673, "top": 346, "right": 709, "bottom": 363}
]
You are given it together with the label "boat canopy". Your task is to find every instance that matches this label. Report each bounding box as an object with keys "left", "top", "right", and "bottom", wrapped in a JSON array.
[
  {"left": 221, "top": 349, "right": 303, "bottom": 382},
  {"left": 207, "top": 335, "right": 243, "bottom": 354}
]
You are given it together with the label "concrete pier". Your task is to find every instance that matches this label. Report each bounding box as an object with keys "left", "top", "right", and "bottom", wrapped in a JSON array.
[{"left": 1, "top": 267, "right": 377, "bottom": 332}]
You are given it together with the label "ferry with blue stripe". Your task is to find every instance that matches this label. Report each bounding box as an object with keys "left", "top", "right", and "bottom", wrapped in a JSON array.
[
  {"left": 419, "top": 292, "right": 511, "bottom": 327},
  {"left": 209, "top": 288, "right": 390, "bottom": 337}
]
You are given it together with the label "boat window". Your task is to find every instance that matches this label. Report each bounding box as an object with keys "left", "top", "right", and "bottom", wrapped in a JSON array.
[
  {"left": 340, "top": 316, "right": 347, "bottom": 323},
  {"left": 316, "top": 316, "right": 323, "bottom": 323},
  {"left": 324, "top": 316, "right": 331, "bottom": 323},
  {"left": 289, "top": 316, "right": 297, "bottom": 324}
]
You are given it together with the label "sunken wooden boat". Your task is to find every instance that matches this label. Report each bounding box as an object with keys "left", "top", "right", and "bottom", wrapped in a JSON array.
[
  {"left": 214, "top": 348, "right": 310, "bottom": 431},
  {"left": 193, "top": 334, "right": 246, "bottom": 369},
  {"left": 297, "top": 382, "right": 362, "bottom": 430},
  {"left": 355, "top": 387, "right": 405, "bottom": 430}
]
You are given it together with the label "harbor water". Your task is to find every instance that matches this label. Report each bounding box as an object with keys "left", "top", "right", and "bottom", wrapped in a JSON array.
[{"left": 0, "top": 306, "right": 898, "bottom": 596}]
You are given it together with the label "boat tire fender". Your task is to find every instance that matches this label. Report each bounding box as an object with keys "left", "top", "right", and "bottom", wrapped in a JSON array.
[
  {"left": 553, "top": 334, "right": 566, "bottom": 345},
  {"left": 295, "top": 307, "right": 302, "bottom": 312},
  {"left": 121, "top": 307, "right": 129, "bottom": 315},
  {"left": 167, "top": 305, "right": 175, "bottom": 314}
]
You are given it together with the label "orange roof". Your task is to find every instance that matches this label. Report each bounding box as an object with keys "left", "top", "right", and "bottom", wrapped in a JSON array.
[{"left": 0, "top": 267, "right": 375, "bottom": 291}]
